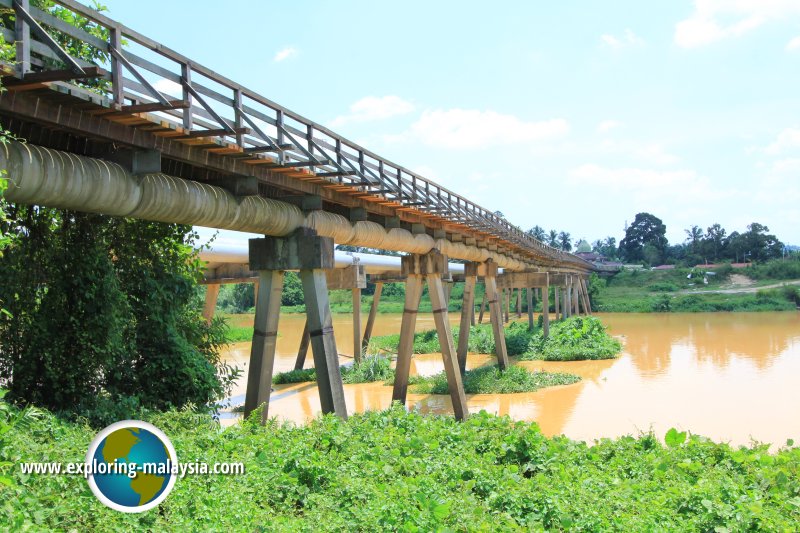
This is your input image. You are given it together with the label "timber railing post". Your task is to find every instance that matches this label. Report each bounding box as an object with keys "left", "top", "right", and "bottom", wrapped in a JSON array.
[
  {"left": 110, "top": 26, "right": 124, "bottom": 105},
  {"left": 181, "top": 63, "right": 193, "bottom": 130},
  {"left": 14, "top": 0, "right": 30, "bottom": 76}
]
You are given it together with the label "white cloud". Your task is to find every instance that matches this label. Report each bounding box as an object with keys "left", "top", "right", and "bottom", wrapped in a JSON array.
[
  {"left": 786, "top": 36, "right": 800, "bottom": 50},
  {"left": 153, "top": 78, "right": 182, "bottom": 97},
  {"left": 597, "top": 120, "right": 622, "bottom": 133},
  {"left": 595, "top": 139, "right": 679, "bottom": 165},
  {"left": 407, "top": 109, "right": 569, "bottom": 150},
  {"left": 601, "top": 29, "right": 644, "bottom": 49},
  {"left": 274, "top": 46, "right": 298, "bottom": 62},
  {"left": 764, "top": 127, "right": 800, "bottom": 155},
  {"left": 675, "top": 0, "right": 800, "bottom": 48},
  {"left": 330, "top": 96, "right": 415, "bottom": 127}
]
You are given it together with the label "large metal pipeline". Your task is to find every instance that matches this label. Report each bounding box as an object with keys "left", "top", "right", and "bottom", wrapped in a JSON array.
[{"left": 1, "top": 140, "right": 536, "bottom": 270}]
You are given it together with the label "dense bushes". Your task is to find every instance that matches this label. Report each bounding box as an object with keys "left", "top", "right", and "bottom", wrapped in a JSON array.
[
  {"left": 747, "top": 259, "right": 800, "bottom": 280},
  {"left": 524, "top": 317, "right": 622, "bottom": 361},
  {"left": 411, "top": 365, "right": 580, "bottom": 394},
  {"left": 0, "top": 209, "right": 236, "bottom": 416},
  {"left": 3, "top": 401, "right": 799, "bottom": 530}
]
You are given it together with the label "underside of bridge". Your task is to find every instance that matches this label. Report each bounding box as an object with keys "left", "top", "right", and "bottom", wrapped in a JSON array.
[{"left": 0, "top": 0, "right": 595, "bottom": 421}]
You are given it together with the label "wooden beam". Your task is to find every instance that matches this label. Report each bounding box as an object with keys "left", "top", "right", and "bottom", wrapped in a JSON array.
[
  {"left": 243, "top": 270, "right": 284, "bottom": 424},
  {"left": 178, "top": 127, "right": 250, "bottom": 139},
  {"left": 2, "top": 66, "right": 102, "bottom": 87},
  {"left": 392, "top": 275, "right": 424, "bottom": 404},
  {"left": 427, "top": 273, "right": 468, "bottom": 421},
  {"left": 119, "top": 99, "right": 189, "bottom": 114},
  {"left": 457, "top": 274, "right": 476, "bottom": 373},
  {"left": 361, "top": 282, "right": 382, "bottom": 352},
  {"left": 300, "top": 269, "right": 347, "bottom": 419}
]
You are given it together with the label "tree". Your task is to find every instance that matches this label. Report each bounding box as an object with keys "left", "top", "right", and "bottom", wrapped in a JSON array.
[
  {"left": 619, "top": 212, "right": 668, "bottom": 264},
  {"left": 704, "top": 223, "right": 727, "bottom": 262},
  {"left": 737, "top": 223, "right": 783, "bottom": 262},
  {"left": 547, "top": 230, "right": 559, "bottom": 248},
  {"left": 558, "top": 231, "right": 572, "bottom": 252},
  {"left": 527, "top": 225, "right": 546, "bottom": 241}
]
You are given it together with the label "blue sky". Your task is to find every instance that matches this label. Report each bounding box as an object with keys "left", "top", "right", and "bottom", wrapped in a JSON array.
[{"left": 90, "top": 0, "right": 800, "bottom": 246}]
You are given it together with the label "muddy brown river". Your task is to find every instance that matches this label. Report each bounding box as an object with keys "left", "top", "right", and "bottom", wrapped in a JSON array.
[{"left": 220, "top": 312, "right": 800, "bottom": 447}]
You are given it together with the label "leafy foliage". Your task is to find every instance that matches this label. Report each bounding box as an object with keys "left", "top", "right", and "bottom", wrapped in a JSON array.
[
  {"left": 411, "top": 365, "right": 580, "bottom": 394},
  {"left": 0, "top": 210, "right": 237, "bottom": 415},
  {"left": 2, "top": 400, "right": 799, "bottom": 530},
  {"left": 523, "top": 316, "right": 622, "bottom": 361},
  {"left": 273, "top": 356, "right": 394, "bottom": 385}
]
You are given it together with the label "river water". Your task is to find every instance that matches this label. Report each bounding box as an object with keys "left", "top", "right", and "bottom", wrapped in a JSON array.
[{"left": 220, "top": 312, "right": 800, "bottom": 447}]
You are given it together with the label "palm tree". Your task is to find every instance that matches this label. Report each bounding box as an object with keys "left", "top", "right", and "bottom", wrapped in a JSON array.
[
  {"left": 547, "top": 230, "right": 559, "bottom": 248},
  {"left": 527, "top": 225, "right": 546, "bottom": 241},
  {"left": 558, "top": 231, "right": 572, "bottom": 252}
]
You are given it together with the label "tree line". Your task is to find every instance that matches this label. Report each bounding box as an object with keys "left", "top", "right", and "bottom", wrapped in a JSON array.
[{"left": 527, "top": 213, "right": 790, "bottom": 266}]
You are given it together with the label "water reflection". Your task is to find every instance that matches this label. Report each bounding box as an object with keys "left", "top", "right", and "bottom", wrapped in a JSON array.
[{"left": 221, "top": 312, "right": 800, "bottom": 446}]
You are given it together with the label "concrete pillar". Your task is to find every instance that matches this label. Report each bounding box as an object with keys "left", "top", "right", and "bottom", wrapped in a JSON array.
[
  {"left": 581, "top": 278, "right": 592, "bottom": 315},
  {"left": 352, "top": 287, "right": 362, "bottom": 362},
  {"left": 484, "top": 261, "right": 509, "bottom": 370},
  {"left": 202, "top": 284, "right": 220, "bottom": 323},
  {"left": 478, "top": 289, "right": 486, "bottom": 324},
  {"left": 572, "top": 276, "right": 579, "bottom": 316},
  {"left": 526, "top": 286, "right": 534, "bottom": 330},
  {"left": 361, "top": 282, "right": 383, "bottom": 352},
  {"left": 294, "top": 319, "right": 310, "bottom": 370},
  {"left": 516, "top": 288, "right": 522, "bottom": 318},
  {"left": 458, "top": 267, "right": 477, "bottom": 373},
  {"left": 542, "top": 278, "right": 550, "bottom": 338},
  {"left": 427, "top": 272, "right": 468, "bottom": 420},
  {"left": 247, "top": 229, "right": 346, "bottom": 419},
  {"left": 244, "top": 270, "right": 284, "bottom": 423},
  {"left": 392, "top": 275, "right": 423, "bottom": 405},
  {"left": 554, "top": 286, "right": 561, "bottom": 319},
  {"left": 564, "top": 280, "right": 571, "bottom": 319},
  {"left": 444, "top": 280, "right": 453, "bottom": 308}
]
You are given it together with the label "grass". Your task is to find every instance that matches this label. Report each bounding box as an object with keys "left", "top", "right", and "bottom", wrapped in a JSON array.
[
  {"left": 273, "top": 356, "right": 394, "bottom": 385},
  {"left": 3, "top": 401, "right": 799, "bottom": 531},
  {"left": 223, "top": 324, "right": 257, "bottom": 343},
  {"left": 409, "top": 365, "right": 581, "bottom": 394}
]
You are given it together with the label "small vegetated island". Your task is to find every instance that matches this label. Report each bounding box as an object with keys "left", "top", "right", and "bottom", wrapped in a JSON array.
[{"left": 272, "top": 317, "right": 622, "bottom": 394}]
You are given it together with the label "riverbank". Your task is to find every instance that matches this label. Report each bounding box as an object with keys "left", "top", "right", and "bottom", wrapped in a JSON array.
[{"left": 3, "top": 401, "right": 798, "bottom": 530}]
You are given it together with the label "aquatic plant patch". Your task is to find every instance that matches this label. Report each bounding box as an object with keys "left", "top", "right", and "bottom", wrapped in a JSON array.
[
  {"left": 410, "top": 365, "right": 581, "bottom": 394},
  {"left": 522, "top": 316, "right": 622, "bottom": 361}
]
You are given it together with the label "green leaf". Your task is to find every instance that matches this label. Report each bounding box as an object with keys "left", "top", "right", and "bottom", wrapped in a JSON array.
[{"left": 665, "top": 428, "right": 686, "bottom": 448}]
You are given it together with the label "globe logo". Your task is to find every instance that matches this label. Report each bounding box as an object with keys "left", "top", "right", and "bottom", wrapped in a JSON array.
[{"left": 85, "top": 420, "right": 178, "bottom": 512}]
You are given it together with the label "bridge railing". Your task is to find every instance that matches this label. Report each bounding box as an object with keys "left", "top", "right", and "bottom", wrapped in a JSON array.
[{"left": 0, "top": 0, "right": 591, "bottom": 269}]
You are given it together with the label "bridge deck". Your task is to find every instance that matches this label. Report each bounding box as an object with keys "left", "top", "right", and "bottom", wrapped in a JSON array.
[{"left": 0, "top": 0, "right": 590, "bottom": 271}]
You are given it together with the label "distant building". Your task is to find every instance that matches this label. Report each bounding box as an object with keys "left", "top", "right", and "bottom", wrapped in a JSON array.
[
  {"left": 652, "top": 264, "right": 676, "bottom": 270},
  {"left": 695, "top": 263, "right": 750, "bottom": 269},
  {"left": 574, "top": 240, "right": 622, "bottom": 272}
]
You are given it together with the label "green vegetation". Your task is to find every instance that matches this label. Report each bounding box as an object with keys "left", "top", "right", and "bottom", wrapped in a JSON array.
[
  {"left": 370, "top": 319, "right": 621, "bottom": 362},
  {"left": 523, "top": 316, "right": 622, "bottom": 361},
  {"left": 410, "top": 365, "right": 581, "bottom": 394},
  {"left": 273, "top": 356, "right": 394, "bottom": 385},
  {"left": 591, "top": 264, "right": 800, "bottom": 312},
  {"left": 224, "top": 324, "right": 260, "bottom": 343},
  {"left": 368, "top": 321, "right": 538, "bottom": 357},
  {"left": 3, "top": 400, "right": 799, "bottom": 530}
]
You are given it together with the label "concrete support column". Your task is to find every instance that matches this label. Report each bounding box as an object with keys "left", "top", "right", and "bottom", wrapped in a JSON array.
[
  {"left": 564, "top": 280, "right": 571, "bottom": 319},
  {"left": 247, "top": 229, "right": 346, "bottom": 420},
  {"left": 554, "top": 286, "right": 561, "bottom": 319},
  {"left": 352, "top": 287, "right": 362, "bottom": 362},
  {"left": 572, "top": 276, "right": 580, "bottom": 316},
  {"left": 392, "top": 251, "right": 468, "bottom": 420},
  {"left": 202, "top": 284, "right": 220, "bottom": 323},
  {"left": 478, "top": 290, "right": 486, "bottom": 324},
  {"left": 294, "top": 319, "right": 310, "bottom": 370},
  {"left": 581, "top": 278, "right": 592, "bottom": 315},
  {"left": 526, "top": 287, "right": 534, "bottom": 330},
  {"left": 458, "top": 265, "right": 478, "bottom": 373},
  {"left": 483, "top": 261, "right": 509, "bottom": 370},
  {"left": 516, "top": 288, "right": 522, "bottom": 318},
  {"left": 361, "top": 282, "right": 383, "bottom": 352},
  {"left": 244, "top": 269, "right": 284, "bottom": 423},
  {"left": 542, "top": 278, "right": 550, "bottom": 338}
]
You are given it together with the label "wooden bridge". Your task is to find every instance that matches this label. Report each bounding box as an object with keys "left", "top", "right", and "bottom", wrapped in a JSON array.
[{"left": 0, "top": 0, "right": 595, "bottom": 422}]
